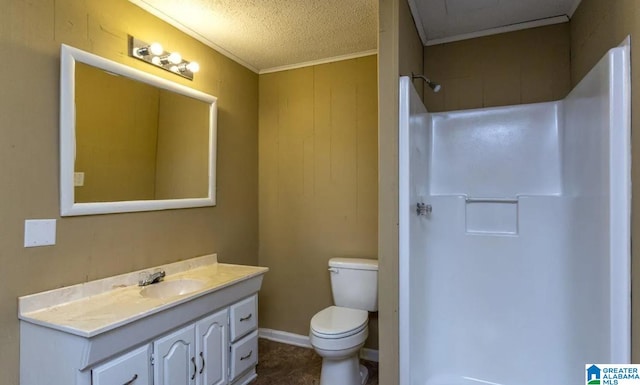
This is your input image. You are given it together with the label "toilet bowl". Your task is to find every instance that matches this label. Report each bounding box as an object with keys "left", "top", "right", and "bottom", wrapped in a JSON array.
[
  {"left": 309, "top": 258, "right": 378, "bottom": 385},
  {"left": 310, "top": 306, "right": 369, "bottom": 385}
]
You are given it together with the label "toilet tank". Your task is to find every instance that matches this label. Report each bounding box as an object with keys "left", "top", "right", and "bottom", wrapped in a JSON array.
[{"left": 329, "top": 258, "right": 378, "bottom": 311}]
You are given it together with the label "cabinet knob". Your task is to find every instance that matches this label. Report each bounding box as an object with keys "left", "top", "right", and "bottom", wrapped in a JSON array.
[
  {"left": 191, "top": 357, "right": 196, "bottom": 380},
  {"left": 240, "top": 313, "right": 253, "bottom": 322},
  {"left": 123, "top": 374, "right": 138, "bottom": 385},
  {"left": 199, "top": 351, "right": 205, "bottom": 374},
  {"left": 240, "top": 350, "right": 253, "bottom": 361}
]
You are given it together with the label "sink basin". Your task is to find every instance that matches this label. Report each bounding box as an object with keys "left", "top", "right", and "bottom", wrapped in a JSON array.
[{"left": 140, "top": 279, "right": 207, "bottom": 299}]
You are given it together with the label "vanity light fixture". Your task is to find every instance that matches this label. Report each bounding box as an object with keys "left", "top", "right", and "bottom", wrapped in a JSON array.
[
  {"left": 128, "top": 36, "right": 200, "bottom": 81},
  {"left": 135, "top": 41, "right": 163, "bottom": 56},
  {"left": 179, "top": 61, "right": 200, "bottom": 73}
]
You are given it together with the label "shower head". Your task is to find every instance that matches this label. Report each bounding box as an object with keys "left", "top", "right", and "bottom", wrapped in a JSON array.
[{"left": 411, "top": 72, "right": 441, "bottom": 93}]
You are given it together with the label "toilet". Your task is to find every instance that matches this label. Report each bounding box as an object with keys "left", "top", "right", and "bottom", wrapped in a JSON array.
[{"left": 309, "top": 258, "right": 378, "bottom": 385}]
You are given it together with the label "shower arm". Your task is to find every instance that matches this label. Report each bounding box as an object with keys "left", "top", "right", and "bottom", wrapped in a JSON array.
[
  {"left": 411, "top": 72, "right": 441, "bottom": 92},
  {"left": 411, "top": 72, "right": 432, "bottom": 83}
]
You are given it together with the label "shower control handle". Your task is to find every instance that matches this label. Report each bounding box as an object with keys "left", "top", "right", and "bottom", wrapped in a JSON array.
[{"left": 416, "top": 202, "right": 432, "bottom": 216}]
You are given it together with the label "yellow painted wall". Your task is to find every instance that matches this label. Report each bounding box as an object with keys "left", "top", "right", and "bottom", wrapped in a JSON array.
[
  {"left": 399, "top": 0, "right": 425, "bottom": 99},
  {"left": 423, "top": 23, "right": 571, "bottom": 112},
  {"left": 0, "top": 0, "right": 258, "bottom": 382},
  {"left": 258, "top": 55, "right": 379, "bottom": 348},
  {"left": 570, "top": 0, "right": 640, "bottom": 362}
]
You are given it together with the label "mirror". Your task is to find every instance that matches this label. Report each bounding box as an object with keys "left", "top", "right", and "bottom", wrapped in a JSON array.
[{"left": 60, "top": 44, "right": 217, "bottom": 216}]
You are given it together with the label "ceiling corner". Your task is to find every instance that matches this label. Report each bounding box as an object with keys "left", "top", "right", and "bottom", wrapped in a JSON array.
[
  {"left": 407, "top": 0, "right": 429, "bottom": 46},
  {"left": 568, "top": 0, "right": 583, "bottom": 17}
]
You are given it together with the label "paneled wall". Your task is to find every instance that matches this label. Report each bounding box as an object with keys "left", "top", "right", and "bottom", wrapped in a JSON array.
[
  {"left": 570, "top": 0, "right": 640, "bottom": 362},
  {"left": 423, "top": 23, "right": 571, "bottom": 112},
  {"left": 399, "top": 0, "right": 425, "bottom": 98},
  {"left": 0, "top": 1, "right": 258, "bottom": 382},
  {"left": 258, "top": 55, "right": 378, "bottom": 347}
]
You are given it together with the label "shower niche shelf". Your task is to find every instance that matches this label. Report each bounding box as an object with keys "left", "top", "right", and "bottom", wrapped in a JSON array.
[{"left": 465, "top": 197, "right": 518, "bottom": 235}]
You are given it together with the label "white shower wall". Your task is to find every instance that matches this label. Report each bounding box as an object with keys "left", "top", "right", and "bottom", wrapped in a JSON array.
[
  {"left": 399, "top": 44, "right": 630, "bottom": 385},
  {"left": 398, "top": 76, "right": 431, "bottom": 385},
  {"left": 561, "top": 43, "right": 631, "bottom": 364},
  {"left": 431, "top": 102, "right": 561, "bottom": 197}
]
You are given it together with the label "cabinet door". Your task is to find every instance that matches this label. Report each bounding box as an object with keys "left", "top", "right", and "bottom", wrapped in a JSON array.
[
  {"left": 154, "top": 324, "right": 196, "bottom": 385},
  {"left": 92, "top": 344, "right": 152, "bottom": 385},
  {"left": 195, "top": 309, "right": 229, "bottom": 385}
]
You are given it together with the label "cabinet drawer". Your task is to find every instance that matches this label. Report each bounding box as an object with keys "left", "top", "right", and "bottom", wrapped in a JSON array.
[
  {"left": 229, "top": 330, "right": 258, "bottom": 381},
  {"left": 229, "top": 295, "right": 257, "bottom": 341},
  {"left": 92, "top": 344, "right": 151, "bottom": 385}
]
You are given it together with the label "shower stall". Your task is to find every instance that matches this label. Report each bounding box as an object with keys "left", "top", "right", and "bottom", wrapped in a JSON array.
[{"left": 398, "top": 43, "right": 631, "bottom": 385}]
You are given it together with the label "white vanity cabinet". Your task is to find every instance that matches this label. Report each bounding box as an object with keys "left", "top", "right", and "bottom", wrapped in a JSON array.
[
  {"left": 18, "top": 256, "right": 267, "bottom": 385},
  {"left": 86, "top": 299, "right": 255, "bottom": 385}
]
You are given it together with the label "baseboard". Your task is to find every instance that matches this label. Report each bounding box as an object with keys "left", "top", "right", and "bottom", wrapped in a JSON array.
[
  {"left": 259, "top": 328, "right": 312, "bottom": 348},
  {"left": 258, "top": 328, "right": 379, "bottom": 362}
]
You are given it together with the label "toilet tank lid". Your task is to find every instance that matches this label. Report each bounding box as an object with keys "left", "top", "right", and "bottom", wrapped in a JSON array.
[{"left": 329, "top": 257, "right": 378, "bottom": 271}]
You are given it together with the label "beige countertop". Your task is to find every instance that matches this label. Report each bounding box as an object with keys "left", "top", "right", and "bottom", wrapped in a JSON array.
[{"left": 18, "top": 254, "right": 268, "bottom": 338}]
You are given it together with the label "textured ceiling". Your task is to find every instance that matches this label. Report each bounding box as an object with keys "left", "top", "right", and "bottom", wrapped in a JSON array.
[
  {"left": 130, "top": 0, "right": 582, "bottom": 73},
  {"left": 129, "top": 0, "right": 378, "bottom": 73},
  {"left": 410, "top": 0, "right": 582, "bottom": 45}
]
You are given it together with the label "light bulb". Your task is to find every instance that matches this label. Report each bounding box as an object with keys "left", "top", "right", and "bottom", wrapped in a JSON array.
[
  {"left": 186, "top": 62, "right": 200, "bottom": 73},
  {"left": 149, "top": 42, "right": 163, "bottom": 55},
  {"left": 151, "top": 56, "right": 161, "bottom": 65},
  {"left": 170, "top": 65, "right": 179, "bottom": 73},
  {"left": 168, "top": 52, "right": 182, "bottom": 64},
  {"left": 135, "top": 43, "right": 164, "bottom": 57}
]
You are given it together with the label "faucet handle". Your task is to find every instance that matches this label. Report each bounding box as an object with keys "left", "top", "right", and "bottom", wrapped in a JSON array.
[
  {"left": 138, "top": 269, "right": 166, "bottom": 286},
  {"left": 138, "top": 271, "right": 150, "bottom": 286},
  {"left": 151, "top": 269, "right": 166, "bottom": 284}
]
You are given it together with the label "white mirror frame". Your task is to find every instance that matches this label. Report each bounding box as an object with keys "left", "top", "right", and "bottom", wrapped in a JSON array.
[{"left": 60, "top": 44, "right": 217, "bottom": 216}]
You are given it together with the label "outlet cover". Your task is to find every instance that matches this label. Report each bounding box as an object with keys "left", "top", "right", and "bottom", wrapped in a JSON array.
[{"left": 24, "top": 219, "right": 57, "bottom": 247}]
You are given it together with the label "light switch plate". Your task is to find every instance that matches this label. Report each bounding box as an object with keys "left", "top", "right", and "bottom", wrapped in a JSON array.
[
  {"left": 24, "top": 219, "right": 57, "bottom": 247},
  {"left": 74, "top": 172, "right": 84, "bottom": 187}
]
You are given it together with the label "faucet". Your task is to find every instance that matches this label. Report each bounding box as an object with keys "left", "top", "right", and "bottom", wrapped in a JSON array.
[{"left": 138, "top": 270, "right": 166, "bottom": 286}]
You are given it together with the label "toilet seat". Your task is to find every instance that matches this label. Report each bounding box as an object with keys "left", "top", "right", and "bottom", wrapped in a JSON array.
[{"left": 310, "top": 306, "right": 368, "bottom": 339}]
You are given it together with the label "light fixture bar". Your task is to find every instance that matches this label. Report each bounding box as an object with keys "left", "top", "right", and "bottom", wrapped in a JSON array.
[{"left": 128, "top": 36, "right": 199, "bottom": 81}]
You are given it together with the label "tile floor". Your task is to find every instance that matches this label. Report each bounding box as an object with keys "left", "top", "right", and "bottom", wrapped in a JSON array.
[{"left": 250, "top": 338, "right": 379, "bottom": 385}]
